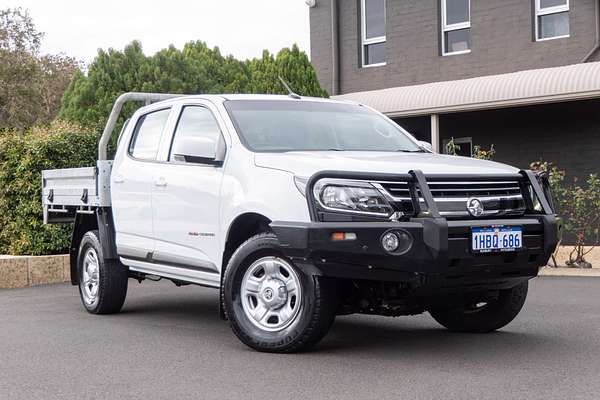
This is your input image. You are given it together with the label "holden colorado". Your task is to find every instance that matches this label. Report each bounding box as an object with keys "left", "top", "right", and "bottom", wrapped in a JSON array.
[{"left": 42, "top": 92, "right": 559, "bottom": 353}]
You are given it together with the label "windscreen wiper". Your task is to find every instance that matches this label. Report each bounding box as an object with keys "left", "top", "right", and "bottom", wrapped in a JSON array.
[{"left": 395, "top": 149, "right": 427, "bottom": 153}]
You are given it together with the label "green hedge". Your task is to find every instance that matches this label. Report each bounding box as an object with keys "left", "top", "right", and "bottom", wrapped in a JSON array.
[{"left": 0, "top": 121, "right": 97, "bottom": 255}]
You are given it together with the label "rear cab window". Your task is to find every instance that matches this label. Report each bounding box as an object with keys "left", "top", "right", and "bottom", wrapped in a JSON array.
[{"left": 129, "top": 108, "right": 171, "bottom": 160}]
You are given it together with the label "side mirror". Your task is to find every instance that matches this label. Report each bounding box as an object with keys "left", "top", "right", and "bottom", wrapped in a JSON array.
[
  {"left": 418, "top": 140, "right": 434, "bottom": 152},
  {"left": 171, "top": 136, "right": 225, "bottom": 165}
]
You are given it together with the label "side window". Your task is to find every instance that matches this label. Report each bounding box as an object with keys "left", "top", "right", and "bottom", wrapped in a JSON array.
[
  {"left": 169, "top": 106, "right": 223, "bottom": 162},
  {"left": 361, "top": 0, "right": 386, "bottom": 67},
  {"left": 441, "top": 0, "right": 471, "bottom": 55},
  {"left": 535, "top": 0, "right": 569, "bottom": 41},
  {"left": 129, "top": 108, "right": 171, "bottom": 160}
]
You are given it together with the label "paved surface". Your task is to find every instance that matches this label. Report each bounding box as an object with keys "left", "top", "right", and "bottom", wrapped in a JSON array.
[{"left": 1, "top": 277, "right": 599, "bottom": 400}]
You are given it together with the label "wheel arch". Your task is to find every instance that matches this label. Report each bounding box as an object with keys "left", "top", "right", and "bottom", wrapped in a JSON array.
[
  {"left": 69, "top": 207, "right": 118, "bottom": 285},
  {"left": 219, "top": 212, "right": 273, "bottom": 319},
  {"left": 221, "top": 212, "right": 272, "bottom": 274}
]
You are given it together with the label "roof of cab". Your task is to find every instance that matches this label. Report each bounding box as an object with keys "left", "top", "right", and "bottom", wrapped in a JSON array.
[{"left": 157, "top": 93, "right": 358, "bottom": 105}]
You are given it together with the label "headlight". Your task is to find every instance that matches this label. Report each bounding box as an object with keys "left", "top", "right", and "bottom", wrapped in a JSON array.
[{"left": 313, "top": 179, "right": 393, "bottom": 217}]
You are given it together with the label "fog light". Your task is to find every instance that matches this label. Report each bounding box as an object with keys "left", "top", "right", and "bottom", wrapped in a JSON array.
[
  {"left": 381, "top": 230, "right": 413, "bottom": 254},
  {"left": 382, "top": 232, "right": 400, "bottom": 252}
]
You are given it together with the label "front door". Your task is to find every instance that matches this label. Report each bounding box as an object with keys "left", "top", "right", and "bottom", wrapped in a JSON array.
[{"left": 151, "top": 103, "right": 226, "bottom": 274}]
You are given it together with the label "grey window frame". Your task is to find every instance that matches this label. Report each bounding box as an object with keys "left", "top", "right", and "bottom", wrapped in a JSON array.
[{"left": 361, "top": 0, "right": 387, "bottom": 68}]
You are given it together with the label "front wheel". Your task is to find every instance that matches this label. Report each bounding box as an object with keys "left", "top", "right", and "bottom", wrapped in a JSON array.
[
  {"left": 429, "top": 282, "right": 528, "bottom": 333},
  {"left": 77, "top": 230, "right": 128, "bottom": 314},
  {"left": 222, "top": 233, "right": 337, "bottom": 353}
]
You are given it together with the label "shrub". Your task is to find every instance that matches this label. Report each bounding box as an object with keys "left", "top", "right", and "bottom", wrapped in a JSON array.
[
  {"left": 0, "top": 120, "right": 96, "bottom": 255},
  {"left": 445, "top": 137, "right": 495, "bottom": 160},
  {"left": 530, "top": 161, "right": 600, "bottom": 267},
  {"left": 473, "top": 144, "right": 495, "bottom": 160}
]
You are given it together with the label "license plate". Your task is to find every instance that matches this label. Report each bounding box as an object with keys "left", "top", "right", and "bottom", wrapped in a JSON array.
[{"left": 471, "top": 226, "right": 522, "bottom": 253}]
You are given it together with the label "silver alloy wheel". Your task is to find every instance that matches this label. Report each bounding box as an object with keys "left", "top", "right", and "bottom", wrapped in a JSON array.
[
  {"left": 240, "top": 256, "right": 303, "bottom": 332},
  {"left": 81, "top": 248, "right": 100, "bottom": 306}
]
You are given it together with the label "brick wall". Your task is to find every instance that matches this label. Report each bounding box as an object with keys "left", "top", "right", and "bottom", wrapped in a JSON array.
[
  {"left": 310, "top": 0, "right": 334, "bottom": 94},
  {"left": 310, "top": 0, "right": 598, "bottom": 94}
]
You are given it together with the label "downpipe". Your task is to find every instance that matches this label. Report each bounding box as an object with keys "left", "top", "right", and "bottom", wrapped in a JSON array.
[{"left": 331, "top": 0, "right": 339, "bottom": 95}]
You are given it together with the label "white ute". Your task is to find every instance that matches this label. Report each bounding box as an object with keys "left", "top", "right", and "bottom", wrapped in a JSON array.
[{"left": 42, "top": 92, "right": 559, "bottom": 353}]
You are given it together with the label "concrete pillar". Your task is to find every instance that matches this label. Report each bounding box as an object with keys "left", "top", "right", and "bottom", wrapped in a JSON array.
[{"left": 430, "top": 114, "right": 440, "bottom": 153}]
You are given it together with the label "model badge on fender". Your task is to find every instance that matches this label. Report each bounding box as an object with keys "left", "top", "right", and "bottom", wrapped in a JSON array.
[{"left": 188, "top": 232, "right": 216, "bottom": 237}]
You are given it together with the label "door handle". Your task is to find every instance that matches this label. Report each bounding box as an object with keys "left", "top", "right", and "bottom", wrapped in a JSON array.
[
  {"left": 113, "top": 174, "right": 124, "bottom": 184},
  {"left": 155, "top": 177, "right": 167, "bottom": 187}
]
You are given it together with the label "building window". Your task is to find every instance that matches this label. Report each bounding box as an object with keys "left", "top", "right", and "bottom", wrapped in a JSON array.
[
  {"left": 443, "top": 137, "right": 472, "bottom": 157},
  {"left": 441, "top": 0, "right": 471, "bottom": 56},
  {"left": 361, "top": 0, "right": 386, "bottom": 67},
  {"left": 535, "top": 0, "right": 569, "bottom": 41}
]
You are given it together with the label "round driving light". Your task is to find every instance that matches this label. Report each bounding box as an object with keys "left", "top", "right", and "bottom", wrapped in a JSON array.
[
  {"left": 382, "top": 232, "right": 400, "bottom": 252},
  {"left": 381, "top": 230, "right": 413, "bottom": 255}
]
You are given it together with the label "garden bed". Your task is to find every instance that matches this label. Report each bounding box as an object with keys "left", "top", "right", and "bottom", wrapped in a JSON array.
[{"left": 551, "top": 246, "right": 600, "bottom": 268}]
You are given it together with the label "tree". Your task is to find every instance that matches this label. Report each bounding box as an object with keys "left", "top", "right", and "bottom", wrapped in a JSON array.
[
  {"left": 59, "top": 41, "right": 328, "bottom": 131},
  {"left": 0, "top": 8, "right": 79, "bottom": 131},
  {"left": 59, "top": 41, "right": 151, "bottom": 130},
  {"left": 269, "top": 44, "right": 328, "bottom": 97},
  {"left": 0, "top": 7, "right": 41, "bottom": 53}
]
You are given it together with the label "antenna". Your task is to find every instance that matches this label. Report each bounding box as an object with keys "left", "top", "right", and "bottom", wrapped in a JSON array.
[{"left": 278, "top": 76, "right": 301, "bottom": 99}]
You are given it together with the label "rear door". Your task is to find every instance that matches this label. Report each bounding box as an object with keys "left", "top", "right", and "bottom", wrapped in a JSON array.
[
  {"left": 151, "top": 100, "right": 228, "bottom": 275},
  {"left": 111, "top": 107, "right": 173, "bottom": 260}
]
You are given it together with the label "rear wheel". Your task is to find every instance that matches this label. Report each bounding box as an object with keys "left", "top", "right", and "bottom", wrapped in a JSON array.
[
  {"left": 77, "top": 230, "right": 128, "bottom": 314},
  {"left": 429, "top": 282, "right": 528, "bottom": 333},
  {"left": 222, "top": 233, "right": 337, "bottom": 353}
]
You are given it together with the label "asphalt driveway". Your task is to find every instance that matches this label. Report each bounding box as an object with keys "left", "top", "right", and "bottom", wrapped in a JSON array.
[{"left": 1, "top": 277, "right": 599, "bottom": 400}]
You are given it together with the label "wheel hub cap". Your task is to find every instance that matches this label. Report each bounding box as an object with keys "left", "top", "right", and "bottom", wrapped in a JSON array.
[
  {"left": 260, "top": 279, "right": 288, "bottom": 309},
  {"left": 240, "top": 256, "right": 302, "bottom": 332}
]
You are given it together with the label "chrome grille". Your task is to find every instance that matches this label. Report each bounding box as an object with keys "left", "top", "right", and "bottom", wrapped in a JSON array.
[{"left": 373, "top": 179, "right": 526, "bottom": 219}]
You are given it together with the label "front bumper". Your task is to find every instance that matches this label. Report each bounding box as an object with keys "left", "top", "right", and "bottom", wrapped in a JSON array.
[
  {"left": 271, "top": 215, "right": 559, "bottom": 293},
  {"left": 272, "top": 169, "right": 559, "bottom": 294}
]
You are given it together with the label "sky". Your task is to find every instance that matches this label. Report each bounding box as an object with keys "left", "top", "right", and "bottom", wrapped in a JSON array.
[{"left": 3, "top": 0, "right": 311, "bottom": 64}]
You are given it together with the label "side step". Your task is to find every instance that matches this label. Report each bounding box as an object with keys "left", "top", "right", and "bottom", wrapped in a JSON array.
[{"left": 122, "top": 258, "right": 220, "bottom": 289}]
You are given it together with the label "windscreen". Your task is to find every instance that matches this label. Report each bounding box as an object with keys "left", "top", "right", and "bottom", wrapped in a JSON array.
[{"left": 224, "top": 100, "right": 423, "bottom": 153}]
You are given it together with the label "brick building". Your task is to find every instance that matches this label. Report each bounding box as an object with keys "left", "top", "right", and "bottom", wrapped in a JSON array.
[{"left": 309, "top": 0, "right": 600, "bottom": 178}]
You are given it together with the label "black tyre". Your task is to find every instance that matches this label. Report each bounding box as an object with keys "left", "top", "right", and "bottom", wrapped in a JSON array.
[
  {"left": 77, "top": 230, "right": 128, "bottom": 314},
  {"left": 222, "top": 233, "right": 337, "bottom": 353},
  {"left": 429, "top": 282, "right": 528, "bottom": 333}
]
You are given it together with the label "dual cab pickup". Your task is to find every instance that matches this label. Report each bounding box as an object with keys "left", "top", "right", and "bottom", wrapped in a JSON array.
[{"left": 42, "top": 92, "right": 559, "bottom": 353}]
